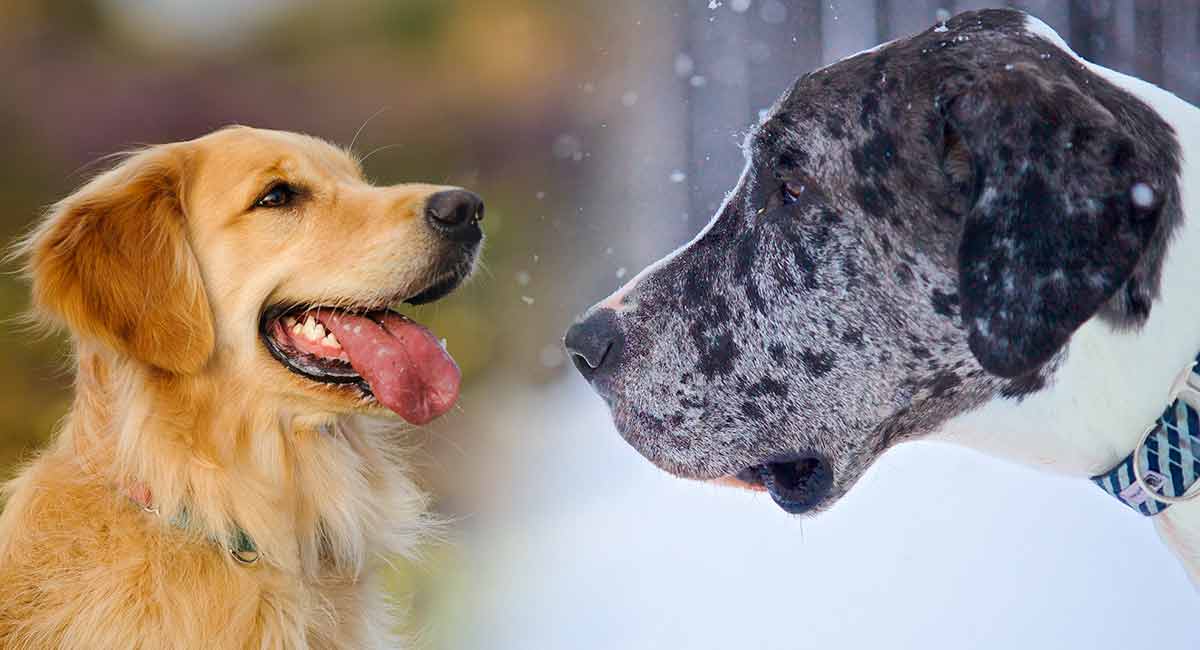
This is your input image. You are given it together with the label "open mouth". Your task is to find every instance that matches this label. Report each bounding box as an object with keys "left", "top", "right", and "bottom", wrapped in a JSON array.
[
  {"left": 259, "top": 300, "right": 461, "bottom": 425},
  {"left": 727, "top": 455, "right": 833, "bottom": 515}
]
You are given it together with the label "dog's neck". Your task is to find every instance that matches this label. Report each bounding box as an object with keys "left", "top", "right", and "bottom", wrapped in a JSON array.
[
  {"left": 942, "top": 37, "right": 1200, "bottom": 583},
  {"left": 66, "top": 345, "right": 426, "bottom": 578}
]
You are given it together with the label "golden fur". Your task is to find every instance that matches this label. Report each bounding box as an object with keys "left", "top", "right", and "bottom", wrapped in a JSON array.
[{"left": 0, "top": 126, "right": 469, "bottom": 648}]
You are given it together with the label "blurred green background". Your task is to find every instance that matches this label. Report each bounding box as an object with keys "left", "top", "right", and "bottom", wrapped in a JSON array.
[{"left": 0, "top": 0, "right": 635, "bottom": 644}]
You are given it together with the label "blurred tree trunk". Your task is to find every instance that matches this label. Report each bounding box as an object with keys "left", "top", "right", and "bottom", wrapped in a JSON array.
[
  {"left": 882, "top": 0, "right": 944, "bottom": 39},
  {"left": 1163, "top": 2, "right": 1200, "bottom": 104},
  {"left": 685, "top": 0, "right": 751, "bottom": 219},
  {"left": 822, "top": 1, "right": 876, "bottom": 63},
  {"left": 955, "top": 0, "right": 1001, "bottom": 11},
  {"left": 1070, "top": 0, "right": 1118, "bottom": 64},
  {"left": 1135, "top": 0, "right": 1164, "bottom": 85},
  {"left": 748, "top": 0, "right": 822, "bottom": 118}
]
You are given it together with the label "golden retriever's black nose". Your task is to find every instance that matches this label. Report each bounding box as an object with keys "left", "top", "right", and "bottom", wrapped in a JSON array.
[
  {"left": 564, "top": 309, "right": 622, "bottom": 381},
  {"left": 425, "top": 189, "right": 484, "bottom": 244}
]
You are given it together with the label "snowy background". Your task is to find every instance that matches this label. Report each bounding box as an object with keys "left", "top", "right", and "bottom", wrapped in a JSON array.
[
  {"left": 436, "top": 2, "right": 1200, "bottom": 648},
  {"left": 444, "top": 381, "right": 1200, "bottom": 649}
]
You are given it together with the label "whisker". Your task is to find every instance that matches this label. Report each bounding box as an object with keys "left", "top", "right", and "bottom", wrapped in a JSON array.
[
  {"left": 349, "top": 106, "right": 391, "bottom": 156},
  {"left": 359, "top": 143, "right": 404, "bottom": 166}
]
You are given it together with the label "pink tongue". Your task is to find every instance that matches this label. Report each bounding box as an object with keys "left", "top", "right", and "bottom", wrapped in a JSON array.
[{"left": 315, "top": 310, "right": 460, "bottom": 425}]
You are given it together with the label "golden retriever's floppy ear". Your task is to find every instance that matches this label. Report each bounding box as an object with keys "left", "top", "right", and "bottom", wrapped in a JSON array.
[{"left": 19, "top": 145, "right": 214, "bottom": 374}]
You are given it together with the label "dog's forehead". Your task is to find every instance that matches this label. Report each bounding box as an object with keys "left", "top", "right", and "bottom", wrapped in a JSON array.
[
  {"left": 183, "top": 127, "right": 364, "bottom": 213},
  {"left": 194, "top": 127, "right": 362, "bottom": 184},
  {"left": 750, "top": 8, "right": 1047, "bottom": 155}
]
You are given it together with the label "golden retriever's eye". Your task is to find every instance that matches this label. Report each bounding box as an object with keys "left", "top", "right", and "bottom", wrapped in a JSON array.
[
  {"left": 255, "top": 183, "right": 296, "bottom": 209},
  {"left": 781, "top": 181, "right": 805, "bottom": 203}
]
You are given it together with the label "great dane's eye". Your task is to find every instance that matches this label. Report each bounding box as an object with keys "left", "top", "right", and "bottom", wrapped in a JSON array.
[
  {"left": 255, "top": 182, "right": 297, "bottom": 209},
  {"left": 782, "top": 181, "right": 805, "bottom": 203}
]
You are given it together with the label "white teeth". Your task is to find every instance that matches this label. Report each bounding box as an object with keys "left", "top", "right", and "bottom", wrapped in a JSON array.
[
  {"left": 284, "top": 316, "right": 298, "bottom": 328},
  {"left": 302, "top": 315, "right": 326, "bottom": 341},
  {"left": 291, "top": 323, "right": 303, "bottom": 335},
  {"left": 322, "top": 332, "right": 341, "bottom": 349}
]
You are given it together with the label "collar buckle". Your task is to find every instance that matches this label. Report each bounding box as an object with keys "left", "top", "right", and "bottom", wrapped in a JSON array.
[
  {"left": 1130, "top": 362, "right": 1200, "bottom": 507},
  {"left": 1168, "top": 362, "right": 1200, "bottom": 411}
]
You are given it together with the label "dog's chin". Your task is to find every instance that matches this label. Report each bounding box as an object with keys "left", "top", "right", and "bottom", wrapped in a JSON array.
[{"left": 611, "top": 405, "right": 839, "bottom": 515}]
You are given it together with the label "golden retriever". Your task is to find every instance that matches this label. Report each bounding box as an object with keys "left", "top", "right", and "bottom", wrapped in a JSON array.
[{"left": 0, "top": 126, "right": 483, "bottom": 649}]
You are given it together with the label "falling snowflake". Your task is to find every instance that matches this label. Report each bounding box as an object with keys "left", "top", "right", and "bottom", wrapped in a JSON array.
[
  {"left": 759, "top": 0, "right": 786, "bottom": 24},
  {"left": 539, "top": 344, "right": 565, "bottom": 369},
  {"left": 674, "top": 53, "right": 695, "bottom": 78},
  {"left": 553, "top": 134, "right": 583, "bottom": 160},
  {"left": 1131, "top": 182, "right": 1156, "bottom": 208}
]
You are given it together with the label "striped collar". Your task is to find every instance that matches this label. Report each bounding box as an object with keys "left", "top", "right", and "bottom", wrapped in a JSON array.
[{"left": 1092, "top": 355, "right": 1200, "bottom": 515}]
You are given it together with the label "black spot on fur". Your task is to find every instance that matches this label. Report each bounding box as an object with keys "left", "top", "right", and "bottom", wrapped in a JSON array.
[
  {"left": 792, "top": 243, "right": 819, "bottom": 289},
  {"left": 741, "top": 401, "right": 765, "bottom": 419},
  {"left": 1000, "top": 373, "right": 1046, "bottom": 401},
  {"left": 748, "top": 377, "right": 789, "bottom": 398},
  {"left": 800, "top": 349, "right": 836, "bottom": 378},
  {"left": 691, "top": 323, "right": 740, "bottom": 379},
  {"left": 769, "top": 343, "right": 788, "bottom": 364},
  {"left": 682, "top": 267, "right": 713, "bottom": 308},
  {"left": 853, "top": 183, "right": 886, "bottom": 219},
  {"left": 860, "top": 92, "right": 881, "bottom": 128},
  {"left": 930, "top": 289, "right": 958, "bottom": 317},
  {"left": 709, "top": 294, "right": 733, "bottom": 324},
  {"left": 850, "top": 131, "right": 897, "bottom": 177},
  {"left": 734, "top": 235, "right": 757, "bottom": 276},
  {"left": 927, "top": 371, "right": 961, "bottom": 398},
  {"left": 840, "top": 328, "right": 864, "bottom": 348},
  {"left": 826, "top": 115, "right": 845, "bottom": 139}
]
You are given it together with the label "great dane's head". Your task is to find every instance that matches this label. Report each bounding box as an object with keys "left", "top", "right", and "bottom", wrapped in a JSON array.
[{"left": 565, "top": 9, "right": 1182, "bottom": 514}]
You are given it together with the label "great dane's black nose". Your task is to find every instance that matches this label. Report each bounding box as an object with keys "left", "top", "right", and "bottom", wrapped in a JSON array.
[
  {"left": 564, "top": 309, "right": 622, "bottom": 381},
  {"left": 425, "top": 189, "right": 484, "bottom": 244}
]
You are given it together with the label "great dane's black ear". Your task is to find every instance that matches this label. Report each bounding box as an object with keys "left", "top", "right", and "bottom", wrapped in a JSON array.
[{"left": 942, "top": 65, "right": 1164, "bottom": 378}]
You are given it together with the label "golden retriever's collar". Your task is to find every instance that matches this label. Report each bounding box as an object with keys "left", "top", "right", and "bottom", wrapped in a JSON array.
[{"left": 123, "top": 481, "right": 260, "bottom": 565}]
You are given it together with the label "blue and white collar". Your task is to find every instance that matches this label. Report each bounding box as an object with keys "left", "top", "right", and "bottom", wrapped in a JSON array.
[{"left": 1092, "top": 355, "right": 1200, "bottom": 516}]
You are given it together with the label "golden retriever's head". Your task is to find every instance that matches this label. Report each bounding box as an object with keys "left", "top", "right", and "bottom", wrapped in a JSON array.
[{"left": 21, "top": 126, "right": 482, "bottom": 425}]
